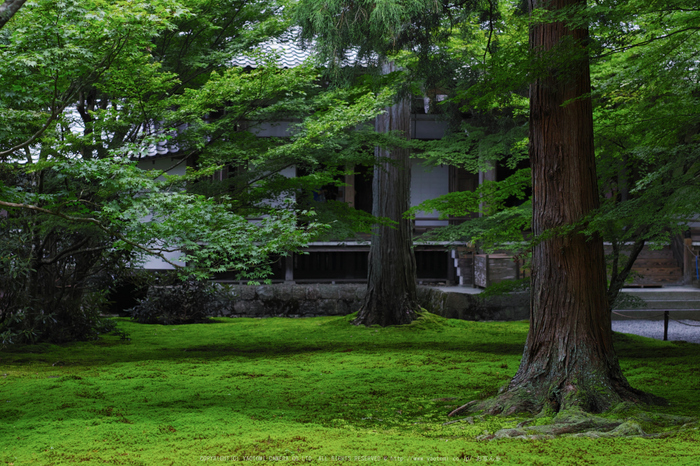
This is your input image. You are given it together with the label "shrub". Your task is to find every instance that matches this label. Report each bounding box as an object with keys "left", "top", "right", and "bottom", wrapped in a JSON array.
[
  {"left": 0, "top": 167, "right": 133, "bottom": 347},
  {"left": 129, "top": 277, "right": 233, "bottom": 325}
]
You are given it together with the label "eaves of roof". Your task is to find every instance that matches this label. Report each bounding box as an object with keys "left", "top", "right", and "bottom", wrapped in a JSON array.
[
  {"left": 230, "top": 40, "right": 369, "bottom": 69},
  {"left": 230, "top": 43, "right": 314, "bottom": 69}
]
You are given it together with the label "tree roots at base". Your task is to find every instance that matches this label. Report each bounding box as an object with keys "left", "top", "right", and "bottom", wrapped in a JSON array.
[
  {"left": 352, "top": 296, "right": 420, "bottom": 327},
  {"left": 475, "top": 408, "right": 697, "bottom": 440},
  {"left": 447, "top": 390, "right": 694, "bottom": 439},
  {"left": 450, "top": 374, "right": 668, "bottom": 417}
]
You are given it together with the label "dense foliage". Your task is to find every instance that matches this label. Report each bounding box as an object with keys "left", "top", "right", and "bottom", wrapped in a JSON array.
[
  {"left": 0, "top": 0, "right": 392, "bottom": 344},
  {"left": 408, "top": 1, "right": 700, "bottom": 299},
  {"left": 1, "top": 0, "right": 698, "bottom": 343},
  {"left": 128, "top": 277, "right": 231, "bottom": 324}
]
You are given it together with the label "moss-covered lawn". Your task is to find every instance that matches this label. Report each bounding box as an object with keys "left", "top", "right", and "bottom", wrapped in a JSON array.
[{"left": 1, "top": 314, "right": 699, "bottom": 465}]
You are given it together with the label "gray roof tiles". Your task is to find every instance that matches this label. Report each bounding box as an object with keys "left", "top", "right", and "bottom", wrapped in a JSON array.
[{"left": 231, "top": 42, "right": 316, "bottom": 68}]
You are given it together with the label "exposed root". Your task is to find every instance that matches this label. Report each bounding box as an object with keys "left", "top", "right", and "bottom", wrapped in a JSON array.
[
  {"left": 477, "top": 408, "right": 698, "bottom": 440},
  {"left": 457, "top": 377, "right": 669, "bottom": 419},
  {"left": 446, "top": 392, "right": 695, "bottom": 440},
  {"left": 448, "top": 400, "right": 478, "bottom": 417}
]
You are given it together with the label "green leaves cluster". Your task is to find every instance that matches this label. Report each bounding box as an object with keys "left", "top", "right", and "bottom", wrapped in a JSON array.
[
  {"left": 0, "top": 0, "right": 395, "bottom": 277},
  {"left": 0, "top": 0, "right": 398, "bottom": 343},
  {"left": 409, "top": 0, "right": 699, "bottom": 262}
]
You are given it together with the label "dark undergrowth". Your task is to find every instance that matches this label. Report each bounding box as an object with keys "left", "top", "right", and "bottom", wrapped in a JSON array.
[{"left": 0, "top": 314, "right": 698, "bottom": 465}]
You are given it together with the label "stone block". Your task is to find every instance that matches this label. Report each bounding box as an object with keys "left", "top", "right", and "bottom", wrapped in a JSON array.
[
  {"left": 275, "top": 284, "right": 293, "bottom": 301},
  {"left": 214, "top": 285, "right": 239, "bottom": 305},
  {"left": 481, "top": 292, "right": 529, "bottom": 321},
  {"left": 416, "top": 286, "right": 430, "bottom": 301},
  {"left": 216, "top": 303, "right": 233, "bottom": 317},
  {"left": 306, "top": 284, "right": 321, "bottom": 300},
  {"left": 237, "top": 285, "right": 256, "bottom": 301},
  {"left": 316, "top": 299, "right": 338, "bottom": 315},
  {"left": 443, "top": 293, "right": 472, "bottom": 319},
  {"left": 354, "top": 286, "right": 367, "bottom": 301},
  {"left": 338, "top": 284, "right": 360, "bottom": 301},
  {"left": 337, "top": 300, "right": 358, "bottom": 316},
  {"left": 277, "top": 299, "right": 299, "bottom": 316},
  {"left": 234, "top": 300, "right": 266, "bottom": 316},
  {"left": 220, "top": 284, "right": 528, "bottom": 322},
  {"left": 211, "top": 282, "right": 232, "bottom": 296},
  {"left": 319, "top": 284, "right": 339, "bottom": 300},
  {"left": 292, "top": 285, "right": 306, "bottom": 301},
  {"left": 417, "top": 287, "right": 447, "bottom": 315},
  {"left": 256, "top": 285, "right": 276, "bottom": 302},
  {"left": 298, "top": 300, "right": 319, "bottom": 315}
]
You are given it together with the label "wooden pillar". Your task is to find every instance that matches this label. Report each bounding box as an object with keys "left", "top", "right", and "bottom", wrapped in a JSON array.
[
  {"left": 684, "top": 238, "right": 693, "bottom": 283},
  {"left": 285, "top": 253, "right": 295, "bottom": 283},
  {"left": 447, "top": 249, "right": 456, "bottom": 285}
]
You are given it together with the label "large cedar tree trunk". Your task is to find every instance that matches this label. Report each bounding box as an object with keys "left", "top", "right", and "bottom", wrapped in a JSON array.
[
  {"left": 353, "top": 61, "right": 420, "bottom": 326},
  {"left": 475, "top": 0, "right": 659, "bottom": 415}
]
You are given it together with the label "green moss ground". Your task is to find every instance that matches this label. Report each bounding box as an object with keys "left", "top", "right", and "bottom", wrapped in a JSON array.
[{"left": 1, "top": 314, "right": 699, "bottom": 465}]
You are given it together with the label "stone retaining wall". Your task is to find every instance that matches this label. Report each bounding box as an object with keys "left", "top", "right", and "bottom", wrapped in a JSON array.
[
  {"left": 223, "top": 283, "right": 363, "bottom": 317},
  {"left": 417, "top": 287, "right": 529, "bottom": 321},
  {"left": 217, "top": 283, "right": 528, "bottom": 321}
]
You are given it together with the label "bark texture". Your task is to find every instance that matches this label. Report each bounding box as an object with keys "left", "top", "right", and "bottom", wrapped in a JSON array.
[
  {"left": 473, "top": 0, "right": 662, "bottom": 415},
  {"left": 0, "top": 0, "right": 26, "bottom": 30},
  {"left": 353, "top": 61, "right": 420, "bottom": 326}
]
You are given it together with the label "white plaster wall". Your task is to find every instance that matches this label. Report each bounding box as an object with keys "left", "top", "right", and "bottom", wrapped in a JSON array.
[
  {"left": 138, "top": 246, "right": 184, "bottom": 271},
  {"left": 412, "top": 115, "right": 448, "bottom": 140},
  {"left": 136, "top": 156, "right": 187, "bottom": 270},
  {"left": 258, "top": 165, "right": 297, "bottom": 210},
  {"left": 410, "top": 160, "right": 449, "bottom": 227},
  {"left": 250, "top": 121, "right": 295, "bottom": 137},
  {"left": 136, "top": 156, "right": 187, "bottom": 177}
]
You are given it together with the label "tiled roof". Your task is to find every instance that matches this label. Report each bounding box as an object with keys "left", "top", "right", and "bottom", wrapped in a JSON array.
[
  {"left": 140, "top": 42, "right": 367, "bottom": 159},
  {"left": 230, "top": 42, "right": 316, "bottom": 68},
  {"left": 146, "top": 139, "right": 181, "bottom": 158},
  {"left": 230, "top": 40, "right": 369, "bottom": 69}
]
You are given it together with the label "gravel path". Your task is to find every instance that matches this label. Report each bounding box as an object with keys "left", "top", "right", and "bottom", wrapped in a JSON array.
[{"left": 612, "top": 319, "right": 700, "bottom": 344}]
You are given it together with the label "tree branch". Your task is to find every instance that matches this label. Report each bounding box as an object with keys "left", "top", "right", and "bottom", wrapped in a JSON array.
[
  {"left": 41, "top": 246, "right": 107, "bottom": 266},
  {"left": 483, "top": 0, "right": 495, "bottom": 64},
  {"left": 595, "top": 26, "right": 700, "bottom": 59},
  {"left": 607, "top": 236, "right": 646, "bottom": 310},
  {"left": 0, "top": 108, "right": 64, "bottom": 158},
  {"left": 0, "top": 199, "right": 184, "bottom": 269},
  {"left": 0, "top": 0, "right": 26, "bottom": 30},
  {"left": 0, "top": 31, "right": 132, "bottom": 158}
]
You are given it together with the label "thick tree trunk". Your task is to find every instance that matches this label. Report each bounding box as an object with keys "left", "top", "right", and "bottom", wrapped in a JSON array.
[
  {"left": 353, "top": 61, "right": 420, "bottom": 326},
  {"left": 472, "top": 0, "right": 661, "bottom": 415}
]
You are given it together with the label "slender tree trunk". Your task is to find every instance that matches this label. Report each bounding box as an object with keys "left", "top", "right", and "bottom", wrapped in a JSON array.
[
  {"left": 607, "top": 236, "right": 646, "bottom": 310},
  {"left": 470, "top": 0, "right": 661, "bottom": 415},
  {"left": 353, "top": 60, "right": 420, "bottom": 326}
]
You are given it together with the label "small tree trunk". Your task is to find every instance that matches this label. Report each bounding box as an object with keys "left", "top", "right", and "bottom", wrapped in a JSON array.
[
  {"left": 0, "top": 0, "right": 27, "bottom": 30},
  {"left": 472, "top": 0, "right": 661, "bottom": 415},
  {"left": 607, "top": 237, "right": 646, "bottom": 310},
  {"left": 353, "top": 60, "right": 420, "bottom": 326}
]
